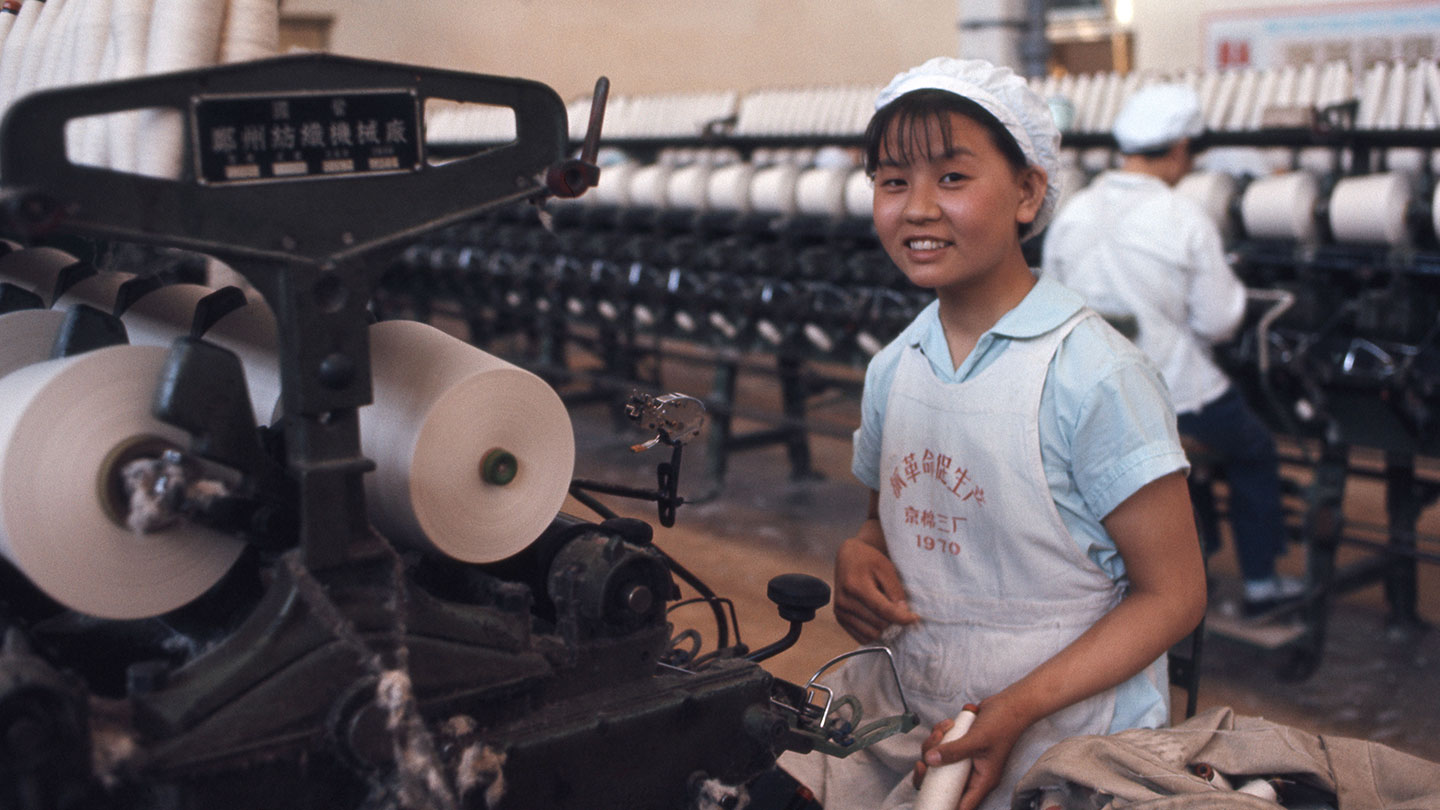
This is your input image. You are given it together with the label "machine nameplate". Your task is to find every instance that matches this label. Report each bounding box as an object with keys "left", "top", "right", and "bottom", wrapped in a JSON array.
[{"left": 191, "top": 90, "right": 422, "bottom": 185}]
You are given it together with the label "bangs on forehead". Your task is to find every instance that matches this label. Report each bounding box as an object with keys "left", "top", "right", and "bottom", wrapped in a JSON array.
[
  {"left": 878, "top": 106, "right": 958, "bottom": 168},
  {"left": 864, "top": 89, "right": 1028, "bottom": 176}
]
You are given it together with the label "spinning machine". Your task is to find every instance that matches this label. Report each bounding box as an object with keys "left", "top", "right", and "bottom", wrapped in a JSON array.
[{"left": 0, "top": 54, "right": 922, "bottom": 810}]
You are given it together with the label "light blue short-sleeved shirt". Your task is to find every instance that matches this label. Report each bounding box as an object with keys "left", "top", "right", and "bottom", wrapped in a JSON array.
[{"left": 853, "top": 275, "right": 1189, "bottom": 731}]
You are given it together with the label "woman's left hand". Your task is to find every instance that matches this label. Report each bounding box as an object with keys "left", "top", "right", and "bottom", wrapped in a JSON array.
[{"left": 911, "top": 696, "right": 1031, "bottom": 810}]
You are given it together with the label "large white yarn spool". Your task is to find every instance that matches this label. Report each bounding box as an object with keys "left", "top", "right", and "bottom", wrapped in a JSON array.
[
  {"left": 1175, "top": 171, "right": 1238, "bottom": 238},
  {"left": 794, "top": 165, "right": 850, "bottom": 217},
  {"left": 0, "top": 307, "right": 66, "bottom": 378},
  {"left": 54, "top": 269, "right": 135, "bottom": 312},
  {"left": 0, "top": 344, "right": 244, "bottom": 618},
  {"left": 1240, "top": 171, "right": 1320, "bottom": 242},
  {"left": 1328, "top": 172, "right": 1413, "bottom": 246},
  {"left": 705, "top": 162, "right": 756, "bottom": 213},
  {"left": 0, "top": 246, "right": 80, "bottom": 304},
  {"left": 748, "top": 163, "right": 801, "bottom": 216},
  {"left": 117, "top": 281, "right": 213, "bottom": 346},
  {"left": 362, "top": 319, "right": 575, "bottom": 563}
]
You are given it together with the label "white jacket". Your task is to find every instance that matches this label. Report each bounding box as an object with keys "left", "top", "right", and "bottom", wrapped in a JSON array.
[{"left": 1041, "top": 170, "right": 1246, "bottom": 415}]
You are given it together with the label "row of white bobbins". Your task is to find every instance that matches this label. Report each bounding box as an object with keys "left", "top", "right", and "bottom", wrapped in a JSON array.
[
  {"left": 1155, "top": 168, "right": 1439, "bottom": 247},
  {"left": 575, "top": 148, "right": 876, "bottom": 220},
  {"left": 561, "top": 90, "right": 742, "bottom": 142},
  {"left": 527, "top": 58, "right": 1440, "bottom": 149},
  {"left": 1231, "top": 170, "right": 1440, "bottom": 246},
  {"left": 1032, "top": 59, "right": 1439, "bottom": 138}
]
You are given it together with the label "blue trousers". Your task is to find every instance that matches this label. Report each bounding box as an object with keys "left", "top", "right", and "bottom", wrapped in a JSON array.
[{"left": 1177, "top": 386, "right": 1285, "bottom": 582}]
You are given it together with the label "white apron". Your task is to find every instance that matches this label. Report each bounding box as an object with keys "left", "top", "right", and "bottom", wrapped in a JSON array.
[{"left": 782, "top": 310, "right": 1150, "bottom": 810}]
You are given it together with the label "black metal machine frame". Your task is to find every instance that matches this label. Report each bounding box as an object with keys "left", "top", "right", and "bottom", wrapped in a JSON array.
[{"left": 0, "top": 54, "right": 928, "bottom": 810}]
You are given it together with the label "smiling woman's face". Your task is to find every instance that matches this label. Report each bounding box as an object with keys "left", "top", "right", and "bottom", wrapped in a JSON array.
[{"left": 870, "top": 110, "right": 1045, "bottom": 296}]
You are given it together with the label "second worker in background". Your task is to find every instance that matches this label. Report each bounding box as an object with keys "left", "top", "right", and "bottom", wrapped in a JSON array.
[{"left": 1041, "top": 83, "right": 1302, "bottom": 617}]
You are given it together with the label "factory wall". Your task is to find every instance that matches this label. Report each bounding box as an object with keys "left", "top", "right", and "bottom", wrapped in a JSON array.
[
  {"left": 278, "top": 0, "right": 955, "bottom": 101},
  {"left": 281, "top": 0, "right": 1383, "bottom": 99}
]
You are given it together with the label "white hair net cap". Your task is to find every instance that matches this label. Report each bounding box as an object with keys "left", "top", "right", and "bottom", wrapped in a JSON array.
[
  {"left": 874, "top": 57, "right": 1062, "bottom": 240},
  {"left": 1112, "top": 83, "right": 1204, "bottom": 153}
]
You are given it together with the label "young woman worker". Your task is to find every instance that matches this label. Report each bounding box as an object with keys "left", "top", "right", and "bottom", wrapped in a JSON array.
[{"left": 777, "top": 58, "right": 1207, "bottom": 810}]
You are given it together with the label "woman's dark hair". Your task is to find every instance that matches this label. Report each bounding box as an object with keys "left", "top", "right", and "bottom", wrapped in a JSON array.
[{"left": 863, "top": 89, "right": 1028, "bottom": 178}]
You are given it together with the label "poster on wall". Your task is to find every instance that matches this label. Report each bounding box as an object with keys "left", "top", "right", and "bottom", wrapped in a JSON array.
[{"left": 1204, "top": 1, "right": 1440, "bottom": 72}]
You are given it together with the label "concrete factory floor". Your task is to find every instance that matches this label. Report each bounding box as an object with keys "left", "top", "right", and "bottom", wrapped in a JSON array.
[{"left": 553, "top": 345, "right": 1440, "bottom": 766}]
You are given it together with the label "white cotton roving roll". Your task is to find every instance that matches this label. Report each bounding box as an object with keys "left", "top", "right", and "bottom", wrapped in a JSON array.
[
  {"left": 118, "top": 281, "right": 212, "bottom": 346},
  {"left": 0, "top": 307, "right": 66, "bottom": 378},
  {"left": 0, "top": 0, "right": 42, "bottom": 115},
  {"left": 0, "top": 4, "right": 20, "bottom": 65},
  {"left": 104, "top": 0, "right": 155, "bottom": 172},
  {"left": 1328, "top": 172, "right": 1413, "bottom": 246},
  {"left": 23, "top": 0, "right": 69, "bottom": 94},
  {"left": 363, "top": 319, "right": 575, "bottom": 563},
  {"left": 134, "top": 0, "right": 225, "bottom": 179},
  {"left": 62, "top": 0, "right": 110, "bottom": 162},
  {"left": 0, "top": 344, "right": 245, "bottom": 618},
  {"left": 54, "top": 269, "right": 135, "bottom": 313},
  {"left": 1240, "top": 171, "right": 1320, "bottom": 242},
  {"left": 217, "top": 0, "right": 276, "bottom": 63},
  {"left": 0, "top": 246, "right": 80, "bottom": 305}
]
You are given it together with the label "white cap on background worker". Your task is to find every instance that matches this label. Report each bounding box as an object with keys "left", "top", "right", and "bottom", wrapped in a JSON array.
[{"left": 1112, "top": 83, "right": 1205, "bottom": 154}]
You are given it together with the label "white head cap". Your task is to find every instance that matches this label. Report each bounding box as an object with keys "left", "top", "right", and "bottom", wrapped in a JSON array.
[
  {"left": 873, "top": 56, "right": 1062, "bottom": 240},
  {"left": 1112, "top": 83, "right": 1205, "bottom": 154}
]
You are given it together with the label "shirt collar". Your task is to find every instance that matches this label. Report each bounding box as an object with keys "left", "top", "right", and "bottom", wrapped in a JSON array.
[
  {"left": 908, "top": 275, "right": 1086, "bottom": 377},
  {"left": 988, "top": 275, "right": 1086, "bottom": 339}
]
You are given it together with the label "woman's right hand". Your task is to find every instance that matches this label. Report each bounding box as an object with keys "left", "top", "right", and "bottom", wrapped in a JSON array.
[{"left": 833, "top": 532, "right": 919, "bottom": 643}]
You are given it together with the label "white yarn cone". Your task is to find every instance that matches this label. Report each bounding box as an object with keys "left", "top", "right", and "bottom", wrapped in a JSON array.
[
  {"left": 218, "top": 0, "right": 275, "bottom": 63},
  {"left": 132, "top": 0, "right": 224, "bottom": 178}
]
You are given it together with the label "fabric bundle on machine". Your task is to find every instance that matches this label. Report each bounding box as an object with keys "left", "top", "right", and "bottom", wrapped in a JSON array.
[{"left": 1014, "top": 707, "right": 1440, "bottom": 809}]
